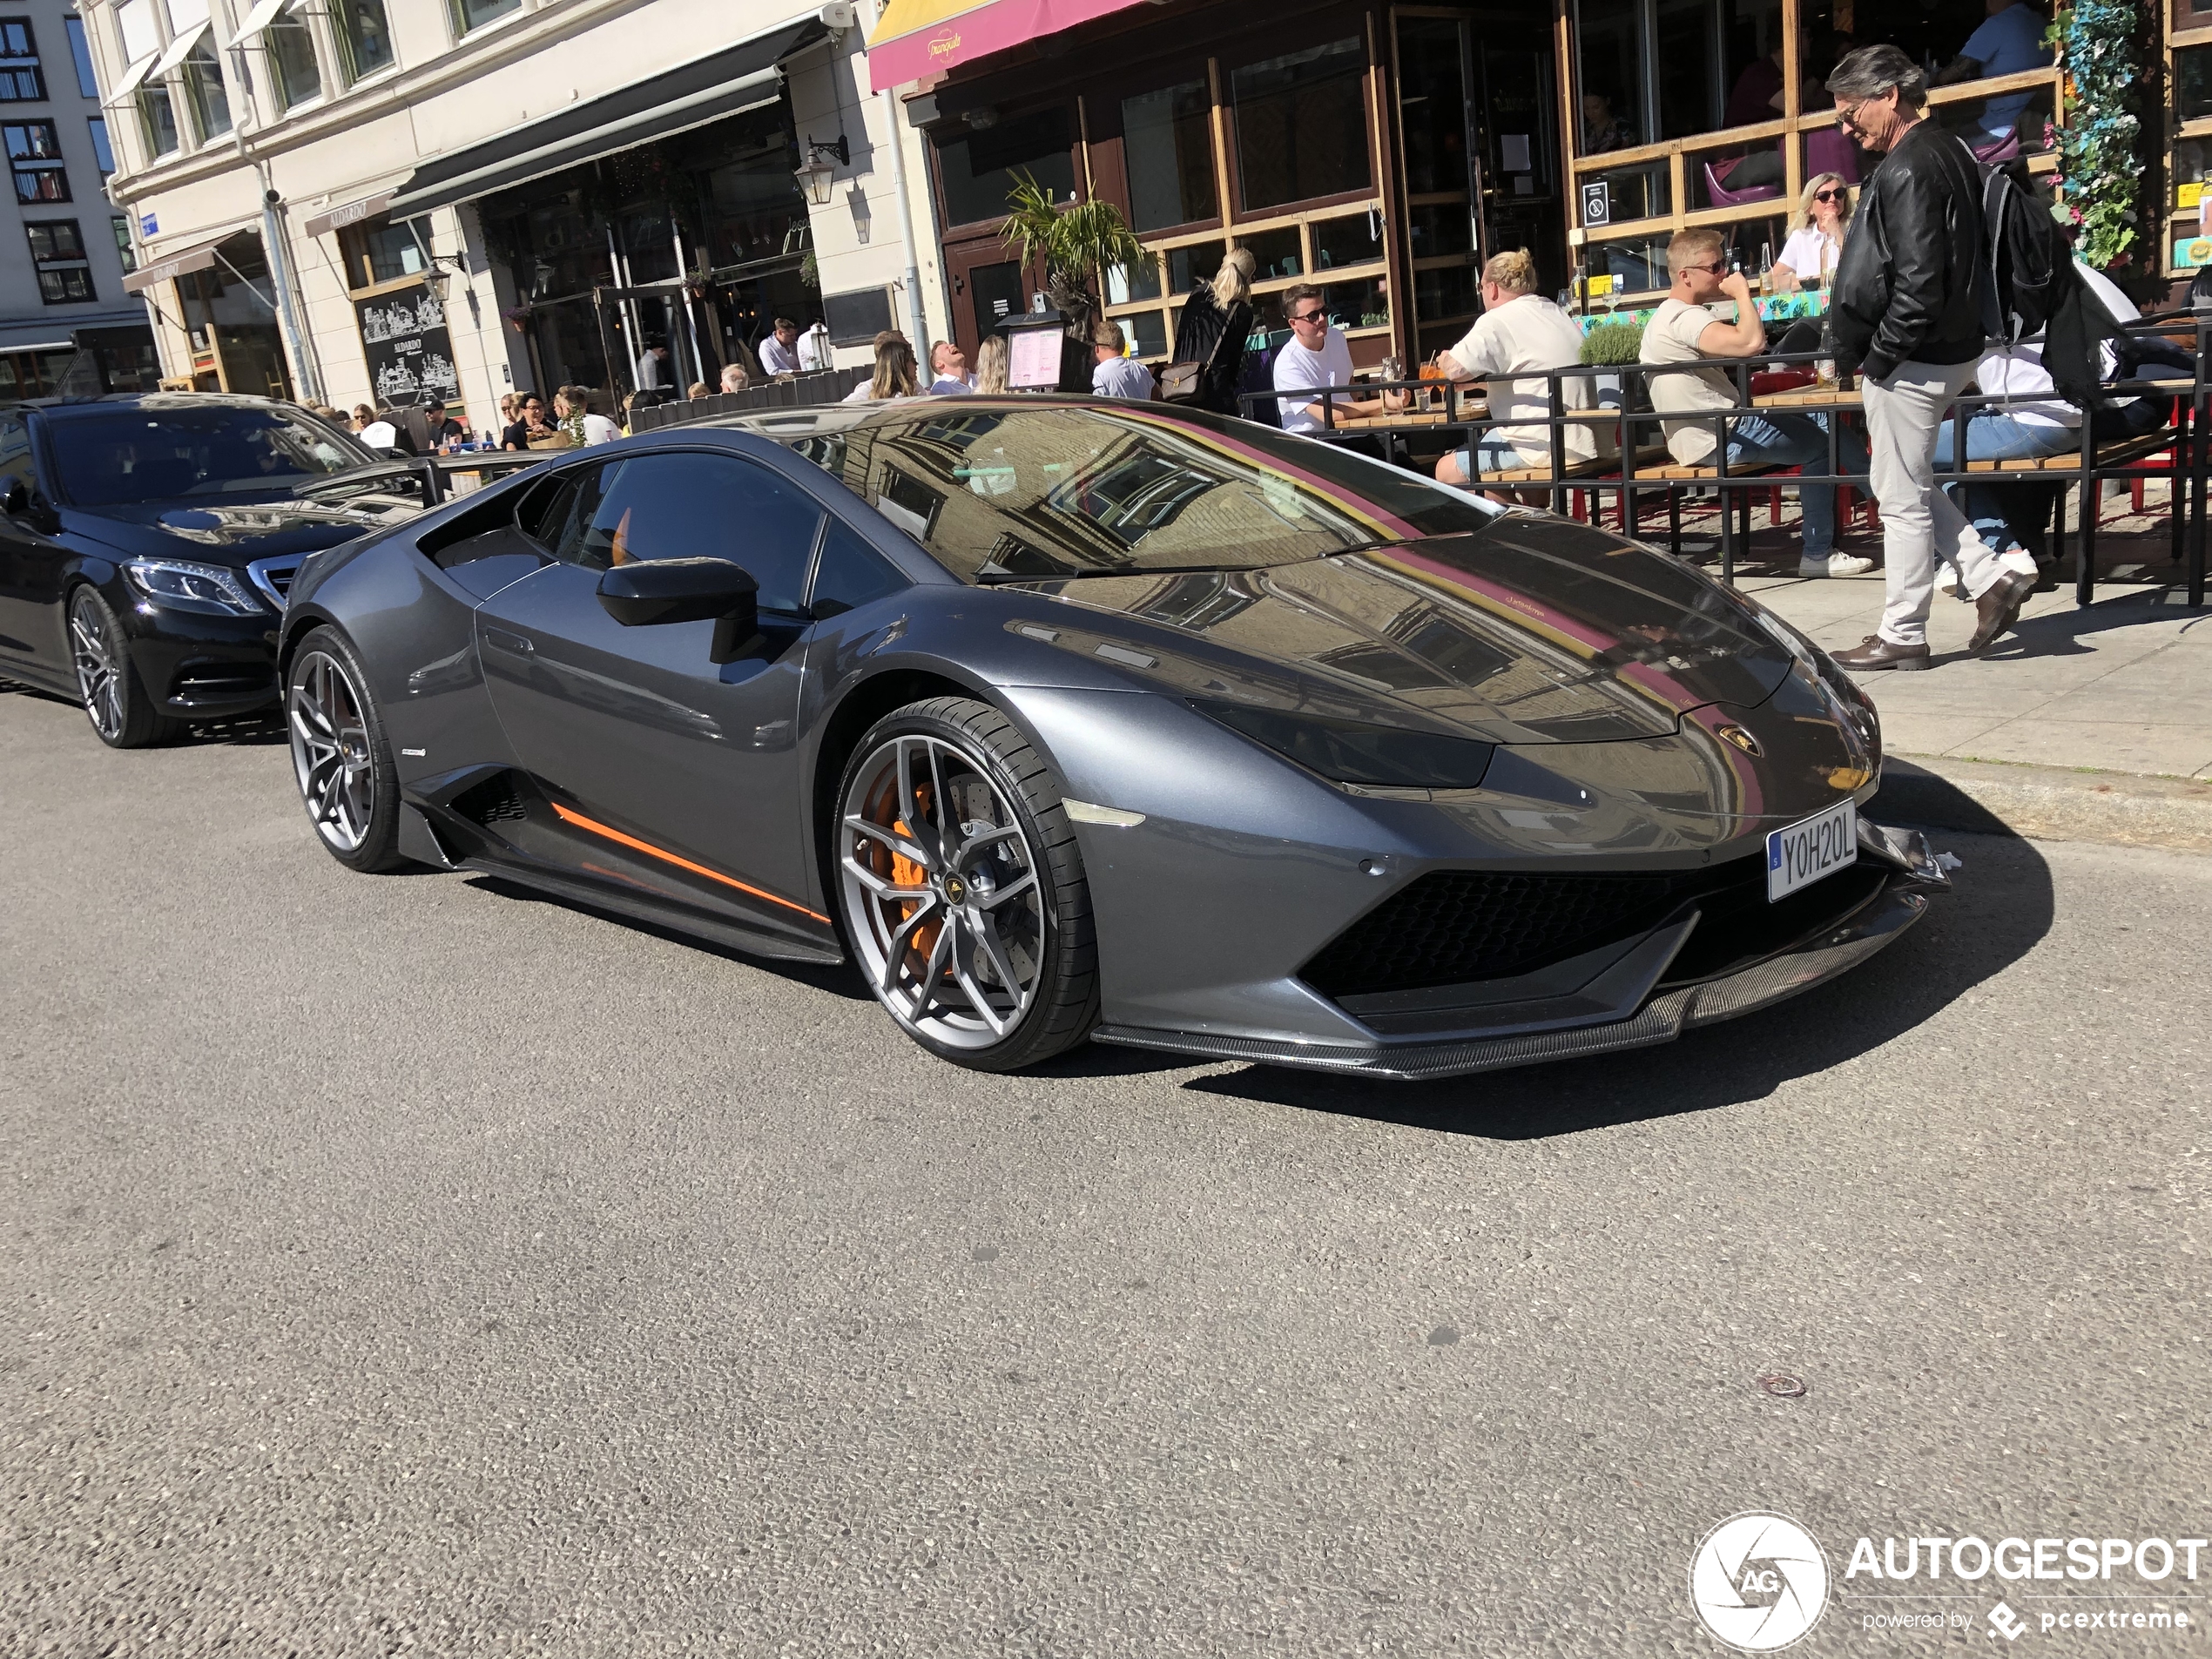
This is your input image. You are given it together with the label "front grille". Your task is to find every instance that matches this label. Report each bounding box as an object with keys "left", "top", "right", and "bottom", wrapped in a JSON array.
[
  {"left": 1301, "top": 859, "right": 1762, "bottom": 999},
  {"left": 246, "top": 554, "right": 305, "bottom": 610}
]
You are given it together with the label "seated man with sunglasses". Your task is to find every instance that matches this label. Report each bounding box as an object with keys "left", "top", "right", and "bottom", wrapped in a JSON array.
[
  {"left": 1642, "top": 228, "right": 1871, "bottom": 577},
  {"left": 1271, "top": 285, "right": 1406, "bottom": 434}
]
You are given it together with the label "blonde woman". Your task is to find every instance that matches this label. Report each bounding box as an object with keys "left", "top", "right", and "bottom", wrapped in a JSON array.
[
  {"left": 1167, "top": 246, "right": 1258, "bottom": 415},
  {"left": 843, "top": 334, "right": 920, "bottom": 401},
  {"left": 1770, "top": 173, "right": 1851, "bottom": 290},
  {"left": 974, "top": 333, "right": 1009, "bottom": 395}
]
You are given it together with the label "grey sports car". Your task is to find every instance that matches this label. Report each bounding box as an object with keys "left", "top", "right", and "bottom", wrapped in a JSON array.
[{"left": 280, "top": 397, "right": 1947, "bottom": 1080}]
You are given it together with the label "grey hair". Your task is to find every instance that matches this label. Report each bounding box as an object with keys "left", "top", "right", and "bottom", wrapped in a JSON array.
[{"left": 1827, "top": 44, "right": 1926, "bottom": 108}]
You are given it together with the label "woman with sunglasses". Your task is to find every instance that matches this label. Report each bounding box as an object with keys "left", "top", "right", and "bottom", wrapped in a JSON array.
[
  {"left": 1770, "top": 174, "right": 1853, "bottom": 293},
  {"left": 500, "top": 393, "right": 556, "bottom": 452}
]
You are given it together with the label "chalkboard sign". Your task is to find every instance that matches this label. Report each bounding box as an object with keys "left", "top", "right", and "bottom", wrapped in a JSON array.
[{"left": 354, "top": 284, "right": 459, "bottom": 408}]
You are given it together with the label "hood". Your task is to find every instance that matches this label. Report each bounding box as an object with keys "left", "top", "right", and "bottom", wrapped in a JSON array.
[
  {"left": 1003, "top": 516, "right": 1794, "bottom": 745},
  {"left": 59, "top": 492, "right": 421, "bottom": 566}
]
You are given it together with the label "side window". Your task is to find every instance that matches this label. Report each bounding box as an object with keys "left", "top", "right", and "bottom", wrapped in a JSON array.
[
  {"left": 557, "top": 451, "right": 824, "bottom": 612},
  {"left": 0, "top": 413, "right": 31, "bottom": 495},
  {"left": 513, "top": 464, "right": 587, "bottom": 549},
  {"left": 809, "top": 520, "right": 907, "bottom": 618}
]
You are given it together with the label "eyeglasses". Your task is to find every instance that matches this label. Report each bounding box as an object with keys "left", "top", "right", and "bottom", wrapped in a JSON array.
[
  {"left": 1288, "top": 307, "right": 1326, "bottom": 325},
  {"left": 1813, "top": 187, "right": 1847, "bottom": 203},
  {"left": 1685, "top": 261, "right": 1728, "bottom": 277}
]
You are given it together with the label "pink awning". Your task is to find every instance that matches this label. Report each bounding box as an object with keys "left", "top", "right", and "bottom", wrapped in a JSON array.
[{"left": 867, "top": 0, "right": 1146, "bottom": 91}]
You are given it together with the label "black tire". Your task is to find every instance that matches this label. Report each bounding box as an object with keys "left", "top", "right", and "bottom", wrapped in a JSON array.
[
  {"left": 833, "top": 696, "right": 1098, "bottom": 1071},
  {"left": 285, "top": 624, "right": 408, "bottom": 873},
  {"left": 68, "top": 584, "right": 179, "bottom": 749}
]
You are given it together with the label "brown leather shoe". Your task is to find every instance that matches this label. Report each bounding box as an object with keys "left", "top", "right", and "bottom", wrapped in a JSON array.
[
  {"left": 1831, "top": 634, "right": 1932, "bottom": 671},
  {"left": 1968, "top": 570, "right": 2035, "bottom": 651}
]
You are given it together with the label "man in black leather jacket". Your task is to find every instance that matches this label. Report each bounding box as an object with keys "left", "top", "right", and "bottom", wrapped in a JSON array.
[{"left": 1825, "top": 44, "right": 2035, "bottom": 671}]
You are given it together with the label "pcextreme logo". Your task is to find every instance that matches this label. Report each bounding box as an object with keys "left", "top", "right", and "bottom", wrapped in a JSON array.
[{"left": 1690, "top": 1512, "right": 1832, "bottom": 1651}]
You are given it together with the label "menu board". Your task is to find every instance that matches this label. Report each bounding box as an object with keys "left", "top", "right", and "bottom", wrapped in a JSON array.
[
  {"left": 1007, "top": 325, "right": 1065, "bottom": 390},
  {"left": 355, "top": 284, "right": 459, "bottom": 408}
]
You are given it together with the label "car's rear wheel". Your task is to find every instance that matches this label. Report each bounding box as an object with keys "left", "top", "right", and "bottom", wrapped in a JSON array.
[
  {"left": 834, "top": 697, "right": 1097, "bottom": 1071},
  {"left": 287, "top": 625, "right": 406, "bottom": 873},
  {"left": 69, "top": 585, "right": 178, "bottom": 749}
]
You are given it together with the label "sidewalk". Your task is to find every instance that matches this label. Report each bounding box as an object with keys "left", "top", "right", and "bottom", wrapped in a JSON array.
[{"left": 1716, "top": 493, "right": 2212, "bottom": 847}]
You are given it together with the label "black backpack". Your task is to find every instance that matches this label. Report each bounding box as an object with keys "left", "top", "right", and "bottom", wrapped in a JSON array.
[{"left": 1977, "top": 160, "right": 2074, "bottom": 348}]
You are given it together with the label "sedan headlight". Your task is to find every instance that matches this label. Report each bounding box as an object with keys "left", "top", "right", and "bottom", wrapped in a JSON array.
[
  {"left": 1192, "top": 699, "right": 1495, "bottom": 789},
  {"left": 124, "top": 557, "right": 265, "bottom": 617}
]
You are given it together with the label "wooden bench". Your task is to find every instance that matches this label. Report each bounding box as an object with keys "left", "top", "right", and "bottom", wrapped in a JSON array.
[{"left": 1959, "top": 432, "right": 2174, "bottom": 473}]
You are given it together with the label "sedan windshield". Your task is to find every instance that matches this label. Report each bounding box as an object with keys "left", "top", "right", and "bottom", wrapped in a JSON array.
[
  {"left": 46, "top": 404, "right": 375, "bottom": 506},
  {"left": 775, "top": 401, "right": 1501, "bottom": 582}
]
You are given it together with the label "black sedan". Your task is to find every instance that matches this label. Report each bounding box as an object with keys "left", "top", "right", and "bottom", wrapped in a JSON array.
[
  {"left": 280, "top": 398, "right": 1948, "bottom": 1080},
  {"left": 0, "top": 393, "right": 421, "bottom": 745}
]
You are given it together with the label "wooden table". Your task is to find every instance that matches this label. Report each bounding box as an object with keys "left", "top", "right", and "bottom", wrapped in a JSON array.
[{"left": 1751, "top": 386, "right": 1861, "bottom": 409}]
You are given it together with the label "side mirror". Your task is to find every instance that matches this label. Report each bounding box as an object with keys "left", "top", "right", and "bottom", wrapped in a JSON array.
[
  {"left": 597, "top": 556, "right": 760, "bottom": 664},
  {"left": 3, "top": 477, "right": 31, "bottom": 516}
]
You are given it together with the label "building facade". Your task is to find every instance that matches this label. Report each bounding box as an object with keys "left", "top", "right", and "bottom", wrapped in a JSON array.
[
  {"left": 82, "top": 0, "right": 954, "bottom": 435},
  {"left": 0, "top": 0, "right": 157, "bottom": 395}
]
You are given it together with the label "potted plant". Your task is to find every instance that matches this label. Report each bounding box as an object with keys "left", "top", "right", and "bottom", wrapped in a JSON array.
[
  {"left": 1579, "top": 316, "right": 1646, "bottom": 412},
  {"left": 998, "top": 171, "right": 1154, "bottom": 345}
]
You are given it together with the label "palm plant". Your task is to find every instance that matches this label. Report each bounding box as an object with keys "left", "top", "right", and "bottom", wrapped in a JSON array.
[{"left": 999, "top": 171, "right": 1154, "bottom": 328}]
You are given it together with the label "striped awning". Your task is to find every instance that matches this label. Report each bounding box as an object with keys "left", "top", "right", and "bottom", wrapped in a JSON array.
[{"left": 866, "top": 0, "right": 1147, "bottom": 91}]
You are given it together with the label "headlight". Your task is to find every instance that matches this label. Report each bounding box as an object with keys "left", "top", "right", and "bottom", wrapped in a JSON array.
[
  {"left": 124, "top": 557, "right": 265, "bottom": 617},
  {"left": 1192, "top": 699, "right": 1495, "bottom": 789}
]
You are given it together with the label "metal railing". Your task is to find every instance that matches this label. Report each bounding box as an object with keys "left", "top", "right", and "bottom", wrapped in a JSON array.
[{"left": 1241, "top": 314, "right": 2210, "bottom": 609}]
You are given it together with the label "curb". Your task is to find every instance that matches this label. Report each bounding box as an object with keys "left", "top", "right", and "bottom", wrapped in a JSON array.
[{"left": 1870, "top": 755, "right": 2212, "bottom": 853}]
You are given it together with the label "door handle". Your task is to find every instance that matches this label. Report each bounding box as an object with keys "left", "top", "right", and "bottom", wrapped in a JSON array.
[{"left": 483, "top": 627, "right": 536, "bottom": 656}]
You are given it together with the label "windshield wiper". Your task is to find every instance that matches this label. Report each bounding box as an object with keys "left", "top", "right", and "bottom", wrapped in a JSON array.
[{"left": 976, "top": 559, "right": 1317, "bottom": 584}]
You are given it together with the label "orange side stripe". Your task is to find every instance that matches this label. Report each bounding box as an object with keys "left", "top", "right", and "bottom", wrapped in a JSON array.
[{"left": 550, "top": 802, "right": 829, "bottom": 923}]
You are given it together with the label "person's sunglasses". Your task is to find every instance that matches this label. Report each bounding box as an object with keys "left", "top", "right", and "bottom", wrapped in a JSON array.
[
  {"left": 1288, "top": 307, "right": 1326, "bottom": 324},
  {"left": 1689, "top": 260, "right": 1729, "bottom": 276},
  {"left": 1813, "top": 187, "right": 1847, "bottom": 203}
]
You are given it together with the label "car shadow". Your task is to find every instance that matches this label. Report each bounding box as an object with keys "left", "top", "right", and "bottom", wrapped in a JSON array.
[{"left": 1174, "top": 827, "right": 2053, "bottom": 1141}]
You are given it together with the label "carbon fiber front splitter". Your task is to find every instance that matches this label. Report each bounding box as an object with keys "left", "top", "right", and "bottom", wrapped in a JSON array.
[{"left": 1091, "top": 866, "right": 1936, "bottom": 1082}]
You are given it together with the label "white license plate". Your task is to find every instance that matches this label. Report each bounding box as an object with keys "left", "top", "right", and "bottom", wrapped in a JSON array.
[{"left": 1766, "top": 799, "right": 1858, "bottom": 902}]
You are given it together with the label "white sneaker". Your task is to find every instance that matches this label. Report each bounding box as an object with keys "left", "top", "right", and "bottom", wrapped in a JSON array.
[{"left": 1799, "top": 552, "right": 1876, "bottom": 577}]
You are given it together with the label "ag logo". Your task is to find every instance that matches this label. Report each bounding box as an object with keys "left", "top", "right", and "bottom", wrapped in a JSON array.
[{"left": 1689, "top": 1512, "right": 1831, "bottom": 1651}]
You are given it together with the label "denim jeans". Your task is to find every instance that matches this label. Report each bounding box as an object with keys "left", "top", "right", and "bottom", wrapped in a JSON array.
[
  {"left": 1931, "top": 411, "right": 2076, "bottom": 559},
  {"left": 1724, "top": 410, "right": 1867, "bottom": 558},
  {"left": 1453, "top": 436, "right": 1531, "bottom": 476}
]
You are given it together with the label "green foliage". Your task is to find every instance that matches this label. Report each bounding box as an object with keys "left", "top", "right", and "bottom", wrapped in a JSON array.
[
  {"left": 1579, "top": 320, "right": 1645, "bottom": 366},
  {"left": 1000, "top": 171, "right": 1155, "bottom": 315},
  {"left": 2049, "top": 0, "right": 2155, "bottom": 280}
]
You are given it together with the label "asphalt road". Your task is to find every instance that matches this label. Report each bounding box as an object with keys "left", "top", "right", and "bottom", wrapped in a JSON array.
[{"left": 3, "top": 681, "right": 2207, "bottom": 1658}]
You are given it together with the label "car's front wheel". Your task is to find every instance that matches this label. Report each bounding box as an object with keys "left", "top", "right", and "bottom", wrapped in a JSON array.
[
  {"left": 287, "top": 625, "right": 406, "bottom": 872},
  {"left": 69, "top": 585, "right": 178, "bottom": 749},
  {"left": 834, "top": 697, "right": 1098, "bottom": 1071}
]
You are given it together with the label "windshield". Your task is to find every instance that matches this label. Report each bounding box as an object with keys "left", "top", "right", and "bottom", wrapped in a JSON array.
[
  {"left": 775, "top": 401, "right": 1501, "bottom": 582},
  {"left": 46, "top": 405, "right": 375, "bottom": 507}
]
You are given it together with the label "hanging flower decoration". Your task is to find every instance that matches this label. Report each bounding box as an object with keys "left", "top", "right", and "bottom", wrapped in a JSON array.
[{"left": 2049, "top": 1, "right": 2153, "bottom": 278}]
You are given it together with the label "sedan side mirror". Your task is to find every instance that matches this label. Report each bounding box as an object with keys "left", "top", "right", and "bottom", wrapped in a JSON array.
[
  {"left": 597, "top": 556, "right": 760, "bottom": 664},
  {"left": 3, "top": 477, "right": 31, "bottom": 516}
]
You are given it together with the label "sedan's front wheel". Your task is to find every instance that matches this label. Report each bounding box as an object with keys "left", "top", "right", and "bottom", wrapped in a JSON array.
[
  {"left": 69, "top": 585, "right": 178, "bottom": 749},
  {"left": 287, "top": 626, "right": 406, "bottom": 872},
  {"left": 835, "top": 698, "right": 1098, "bottom": 1071}
]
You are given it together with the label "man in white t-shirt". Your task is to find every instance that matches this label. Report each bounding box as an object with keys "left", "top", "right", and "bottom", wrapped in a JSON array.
[
  {"left": 927, "top": 340, "right": 977, "bottom": 395},
  {"left": 1090, "top": 320, "right": 1156, "bottom": 400},
  {"left": 758, "top": 317, "right": 802, "bottom": 376},
  {"left": 1433, "top": 250, "right": 1616, "bottom": 494},
  {"left": 1271, "top": 285, "right": 1404, "bottom": 433},
  {"left": 1642, "top": 226, "right": 1872, "bottom": 577}
]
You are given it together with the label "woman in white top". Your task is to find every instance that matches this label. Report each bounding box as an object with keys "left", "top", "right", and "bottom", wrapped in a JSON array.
[{"left": 1767, "top": 172, "right": 1851, "bottom": 292}]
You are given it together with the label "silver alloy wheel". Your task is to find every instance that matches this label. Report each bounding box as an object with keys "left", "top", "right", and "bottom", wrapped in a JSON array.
[
  {"left": 289, "top": 649, "right": 376, "bottom": 853},
  {"left": 839, "top": 732, "right": 1046, "bottom": 1051},
  {"left": 69, "top": 592, "right": 125, "bottom": 741}
]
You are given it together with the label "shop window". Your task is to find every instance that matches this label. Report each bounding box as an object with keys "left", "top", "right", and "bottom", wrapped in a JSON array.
[
  {"left": 182, "top": 42, "right": 230, "bottom": 140},
  {"left": 334, "top": 0, "right": 395, "bottom": 82},
  {"left": 339, "top": 216, "right": 424, "bottom": 289},
  {"left": 1311, "top": 212, "right": 1382, "bottom": 273},
  {"left": 449, "top": 0, "right": 521, "bottom": 34},
  {"left": 1123, "top": 310, "right": 1168, "bottom": 357},
  {"left": 1238, "top": 223, "right": 1302, "bottom": 281},
  {"left": 1575, "top": 0, "right": 1647, "bottom": 152},
  {"left": 1231, "top": 37, "right": 1371, "bottom": 211},
  {"left": 1656, "top": 0, "right": 1720, "bottom": 138},
  {"left": 5, "top": 119, "right": 69, "bottom": 199},
  {"left": 266, "top": 11, "right": 321, "bottom": 110},
  {"left": 1406, "top": 203, "right": 1474, "bottom": 262},
  {"left": 1122, "top": 79, "right": 1215, "bottom": 232},
  {"left": 1398, "top": 17, "right": 1469, "bottom": 196},
  {"left": 2182, "top": 48, "right": 2212, "bottom": 126},
  {"left": 138, "top": 85, "right": 177, "bottom": 158},
  {"left": 1413, "top": 265, "right": 1475, "bottom": 330},
  {"left": 86, "top": 115, "right": 111, "bottom": 175},
  {"left": 1319, "top": 274, "right": 1387, "bottom": 329},
  {"left": 112, "top": 213, "right": 135, "bottom": 273},
  {"left": 0, "top": 20, "right": 45, "bottom": 101},
  {"left": 64, "top": 16, "right": 97, "bottom": 97},
  {"left": 1114, "top": 238, "right": 1222, "bottom": 303},
  {"left": 934, "top": 105, "right": 1075, "bottom": 228}
]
